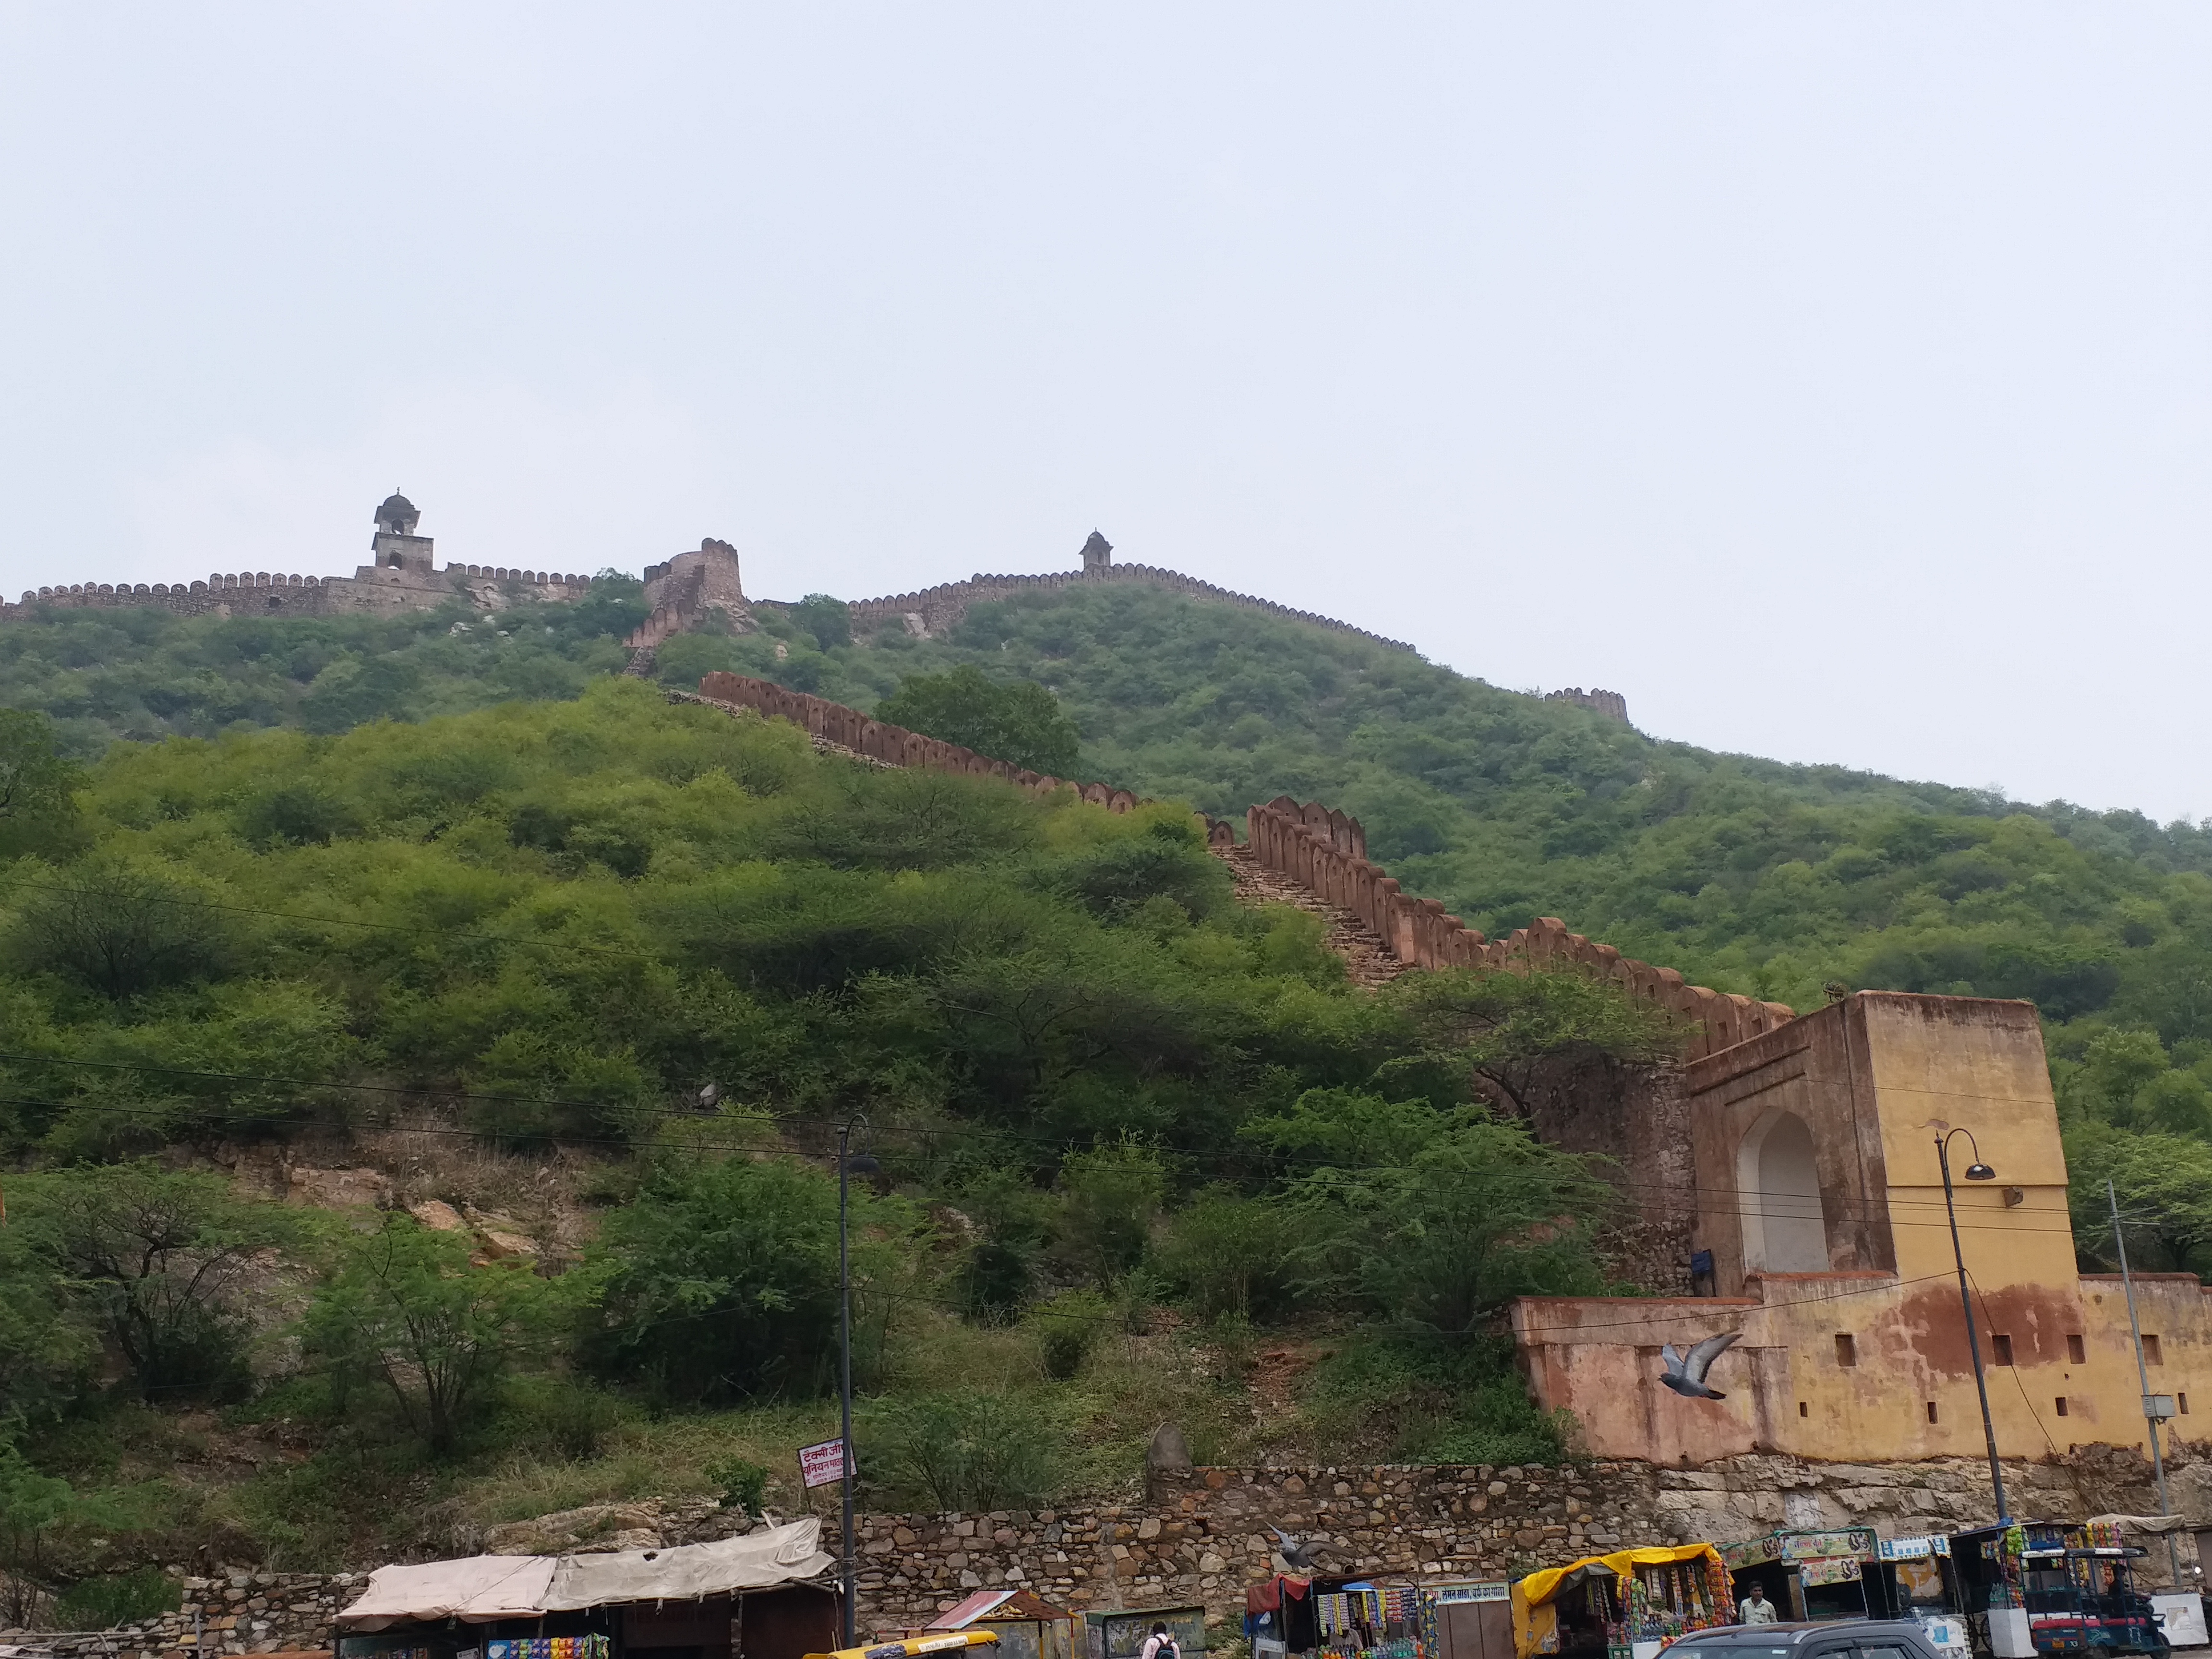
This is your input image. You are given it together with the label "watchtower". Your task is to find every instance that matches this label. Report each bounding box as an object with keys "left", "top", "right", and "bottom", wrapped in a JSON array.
[
  {"left": 1080, "top": 529, "right": 1112, "bottom": 575},
  {"left": 372, "top": 492, "right": 435, "bottom": 573}
]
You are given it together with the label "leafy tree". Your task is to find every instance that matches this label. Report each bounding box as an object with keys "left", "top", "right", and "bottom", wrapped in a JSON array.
[
  {"left": 1379, "top": 966, "right": 1684, "bottom": 1116},
  {"left": 865, "top": 1390, "right": 1060, "bottom": 1510},
  {"left": 0, "top": 708, "right": 83, "bottom": 856},
  {"left": 875, "top": 664, "right": 1080, "bottom": 776},
  {"left": 19, "top": 1165, "right": 284, "bottom": 1401},
  {"left": 790, "top": 594, "right": 853, "bottom": 652},
  {"left": 1055, "top": 1138, "right": 1165, "bottom": 1289},
  {"left": 5, "top": 860, "right": 233, "bottom": 1000},
  {"left": 1248, "top": 1089, "right": 1611, "bottom": 1347},
  {"left": 303, "top": 1217, "right": 558, "bottom": 1457},
  {"left": 0, "top": 1443, "right": 119, "bottom": 1628},
  {"left": 2064, "top": 1124, "right": 2212, "bottom": 1276},
  {"left": 580, "top": 1154, "right": 881, "bottom": 1404}
]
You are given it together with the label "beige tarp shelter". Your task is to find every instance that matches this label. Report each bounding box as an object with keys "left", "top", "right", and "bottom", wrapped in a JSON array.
[{"left": 338, "top": 1519, "right": 837, "bottom": 1628}]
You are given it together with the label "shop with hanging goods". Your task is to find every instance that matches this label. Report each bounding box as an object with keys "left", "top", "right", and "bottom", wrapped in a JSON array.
[
  {"left": 1719, "top": 1530, "right": 1881, "bottom": 1625},
  {"left": 334, "top": 1518, "right": 841, "bottom": 1659},
  {"left": 1512, "top": 1545, "right": 1731, "bottom": 1659},
  {"left": 1949, "top": 1521, "right": 2166, "bottom": 1659},
  {"left": 1244, "top": 1575, "right": 1508, "bottom": 1659}
]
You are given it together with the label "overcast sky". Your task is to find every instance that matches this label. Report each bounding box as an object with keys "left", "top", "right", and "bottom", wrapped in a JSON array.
[{"left": 2, "top": 5, "right": 2206, "bottom": 822}]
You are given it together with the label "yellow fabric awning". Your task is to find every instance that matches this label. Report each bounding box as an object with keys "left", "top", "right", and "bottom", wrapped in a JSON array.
[{"left": 1511, "top": 1543, "right": 1724, "bottom": 1659}]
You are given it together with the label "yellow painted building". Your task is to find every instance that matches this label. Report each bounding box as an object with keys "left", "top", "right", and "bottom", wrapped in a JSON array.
[{"left": 1511, "top": 992, "right": 2211, "bottom": 1465}]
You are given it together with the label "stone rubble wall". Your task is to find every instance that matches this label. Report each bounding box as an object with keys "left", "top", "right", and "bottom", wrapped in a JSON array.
[
  {"left": 13, "top": 1453, "right": 2202, "bottom": 1654},
  {"left": 1, "top": 1571, "right": 366, "bottom": 1659}
]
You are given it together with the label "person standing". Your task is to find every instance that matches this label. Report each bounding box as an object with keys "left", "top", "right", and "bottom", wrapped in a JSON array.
[
  {"left": 1738, "top": 1587, "right": 1779, "bottom": 1625},
  {"left": 1142, "top": 1624, "right": 1179, "bottom": 1659}
]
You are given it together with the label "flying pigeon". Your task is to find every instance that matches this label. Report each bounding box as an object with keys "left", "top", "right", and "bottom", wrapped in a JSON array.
[
  {"left": 1659, "top": 1332, "right": 1741, "bottom": 1400},
  {"left": 1268, "top": 1522, "right": 1330, "bottom": 1572}
]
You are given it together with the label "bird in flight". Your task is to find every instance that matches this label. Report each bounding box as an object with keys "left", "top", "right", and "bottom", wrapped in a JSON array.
[
  {"left": 1659, "top": 1332, "right": 1741, "bottom": 1400},
  {"left": 1268, "top": 1523, "right": 1329, "bottom": 1572}
]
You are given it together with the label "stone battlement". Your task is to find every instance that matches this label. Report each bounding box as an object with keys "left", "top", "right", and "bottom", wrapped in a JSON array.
[{"left": 839, "top": 562, "right": 1418, "bottom": 653}]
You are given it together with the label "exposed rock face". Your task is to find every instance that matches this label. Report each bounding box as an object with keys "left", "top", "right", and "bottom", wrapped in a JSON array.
[{"left": 482, "top": 1499, "right": 746, "bottom": 1557}]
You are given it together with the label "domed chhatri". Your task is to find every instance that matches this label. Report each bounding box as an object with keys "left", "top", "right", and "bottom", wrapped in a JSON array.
[{"left": 374, "top": 493, "right": 421, "bottom": 537}]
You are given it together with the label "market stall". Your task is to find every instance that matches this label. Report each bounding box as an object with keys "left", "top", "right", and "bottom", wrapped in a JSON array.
[
  {"left": 1245, "top": 1575, "right": 1467, "bottom": 1659},
  {"left": 335, "top": 1518, "right": 840, "bottom": 1659},
  {"left": 1512, "top": 1546, "right": 1731, "bottom": 1659},
  {"left": 1866, "top": 1535, "right": 1969, "bottom": 1659},
  {"left": 924, "top": 1591, "right": 1078, "bottom": 1659},
  {"left": 1950, "top": 1521, "right": 2165, "bottom": 1658},
  {"left": 1719, "top": 1529, "right": 1879, "bottom": 1623}
]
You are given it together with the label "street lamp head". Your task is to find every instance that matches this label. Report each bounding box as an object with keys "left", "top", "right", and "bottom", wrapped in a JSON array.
[{"left": 1965, "top": 1162, "right": 1997, "bottom": 1181}]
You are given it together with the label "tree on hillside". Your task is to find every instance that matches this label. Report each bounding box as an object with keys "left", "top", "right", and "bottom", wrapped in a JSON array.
[
  {"left": 19, "top": 1166, "right": 286, "bottom": 1401},
  {"left": 5, "top": 859, "right": 236, "bottom": 1001},
  {"left": 1246, "top": 1089, "right": 1612, "bottom": 1347},
  {"left": 0, "top": 709, "right": 84, "bottom": 858},
  {"left": 304, "top": 1217, "right": 558, "bottom": 1457},
  {"left": 875, "top": 663, "right": 1080, "bottom": 776}
]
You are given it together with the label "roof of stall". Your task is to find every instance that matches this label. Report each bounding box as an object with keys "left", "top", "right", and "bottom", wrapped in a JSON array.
[
  {"left": 929, "top": 1590, "right": 1075, "bottom": 1628},
  {"left": 338, "top": 1518, "right": 836, "bottom": 1628}
]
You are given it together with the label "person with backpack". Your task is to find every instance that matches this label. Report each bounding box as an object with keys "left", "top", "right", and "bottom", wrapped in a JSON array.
[{"left": 1142, "top": 1624, "right": 1179, "bottom": 1659}]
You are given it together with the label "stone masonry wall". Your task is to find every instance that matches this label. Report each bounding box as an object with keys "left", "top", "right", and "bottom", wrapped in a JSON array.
[
  {"left": 1243, "top": 797, "right": 1799, "bottom": 1061},
  {"left": 13, "top": 1453, "right": 2203, "bottom": 1655},
  {"left": 3, "top": 1571, "right": 366, "bottom": 1658}
]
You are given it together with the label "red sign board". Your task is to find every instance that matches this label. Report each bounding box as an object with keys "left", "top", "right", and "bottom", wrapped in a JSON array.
[{"left": 798, "top": 1437, "right": 850, "bottom": 1488}]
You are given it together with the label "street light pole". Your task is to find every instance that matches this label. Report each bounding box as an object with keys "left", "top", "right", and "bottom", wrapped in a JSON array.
[{"left": 1936, "top": 1126, "right": 2008, "bottom": 1522}]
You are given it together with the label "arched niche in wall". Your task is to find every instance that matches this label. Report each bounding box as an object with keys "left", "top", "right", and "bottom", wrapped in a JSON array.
[{"left": 1738, "top": 1107, "right": 1831, "bottom": 1272}]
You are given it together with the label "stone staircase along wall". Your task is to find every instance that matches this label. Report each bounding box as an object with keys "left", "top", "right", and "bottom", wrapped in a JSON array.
[{"left": 1244, "top": 796, "right": 1798, "bottom": 1058}]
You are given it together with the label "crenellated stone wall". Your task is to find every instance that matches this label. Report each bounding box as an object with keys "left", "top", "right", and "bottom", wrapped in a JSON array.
[
  {"left": 839, "top": 565, "right": 1416, "bottom": 655},
  {"left": 2, "top": 568, "right": 592, "bottom": 624},
  {"left": 1242, "top": 797, "right": 1796, "bottom": 1063},
  {"left": 690, "top": 673, "right": 1187, "bottom": 823}
]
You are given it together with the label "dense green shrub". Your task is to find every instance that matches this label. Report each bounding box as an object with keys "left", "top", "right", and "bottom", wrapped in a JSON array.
[{"left": 865, "top": 1390, "right": 1060, "bottom": 1510}]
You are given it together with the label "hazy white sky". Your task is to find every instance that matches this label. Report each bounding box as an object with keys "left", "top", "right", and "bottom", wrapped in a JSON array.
[{"left": 2, "top": 5, "right": 2207, "bottom": 822}]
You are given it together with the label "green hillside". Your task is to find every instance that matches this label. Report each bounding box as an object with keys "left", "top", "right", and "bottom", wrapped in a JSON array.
[
  {"left": 3, "top": 576, "right": 2212, "bottom": 1594},
  {"left": 0, "top": 679, "right": 1637, "bottom": 1583}
]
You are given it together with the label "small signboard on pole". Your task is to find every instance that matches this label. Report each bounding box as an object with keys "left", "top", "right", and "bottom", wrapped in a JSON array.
[{"left": 799, "top": 1437, "right": 850, "bottom": 1489}]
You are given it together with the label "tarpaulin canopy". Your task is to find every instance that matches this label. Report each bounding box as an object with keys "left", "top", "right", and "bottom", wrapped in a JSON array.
[
  {"left": 337, "top": 1518, "right": 835, "bottom": 1628},
  {"left": 2089, "top": 1514, "right": 2204, "bottom": 1536},
  {"left": 1511, "top": 1543, "right": 1724, "bottom": 1659}
]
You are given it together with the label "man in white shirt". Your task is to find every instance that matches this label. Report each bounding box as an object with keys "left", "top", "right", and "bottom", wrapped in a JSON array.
[
  {"left": 1738, "top": 1587, "right": 1779, "bottom": 1625},
  {"left": 1142, "top": 1625, "right": 1178, "bottom": 1659}
]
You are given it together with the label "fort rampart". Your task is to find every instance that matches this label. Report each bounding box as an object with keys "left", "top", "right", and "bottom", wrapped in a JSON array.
[
  {"left": 692, "top": 672, "right": 1168, "bottom": 820},
  {"left": 2, "top": 568, "right": 590, "bottom": 623},
  {"left": 1242, "top": 797, "right": 1794, "bottom": 1062},
  {"left": 840, "top": 565, "right": 1418, "bottom": 655}
]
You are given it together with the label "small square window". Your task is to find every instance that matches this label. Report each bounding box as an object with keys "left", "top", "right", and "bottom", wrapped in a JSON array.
[
  {"left": 2143, "top": 1334, "right": 2163, "bottom": 1366},
  {"left": 2067, "top": 1334, "right": 2087, "bottom": 1365},
  {"left": 1836, "top": 1334, "right": 1858, "bottom": 1368},
  {"left": 1992, "top": 1334, "right": 2015, "bottom": 1367},
  {"left": 1926, "top": 1401, "right": 1939, "bottom": 1424},
  {"left": 1798, "top": 1401, "right": 1809, "bottom": 1418},
  {"left": 2056, "top": 1397, "right": 2069, "bottom": 1418}
]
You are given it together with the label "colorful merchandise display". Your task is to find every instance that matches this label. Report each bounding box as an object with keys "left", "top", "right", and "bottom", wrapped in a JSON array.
[
  {"left": 1951, "top": 1522, "right": 2161, "bottom": 1655},
  {"left": 1512, "top": 1545, "right": 1733, "bottom": 1659},
  {"left": 485, "top": 1638, "right": 612, "bottom": 1659}
]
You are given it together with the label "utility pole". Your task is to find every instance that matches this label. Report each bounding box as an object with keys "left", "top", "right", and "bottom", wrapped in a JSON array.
[
  {"left": 2108, "top": 1179, "right": 2183, "bottom": 1586},
  {"left": 836, "top": 1118, "right": 877, "bottom": 1648}
]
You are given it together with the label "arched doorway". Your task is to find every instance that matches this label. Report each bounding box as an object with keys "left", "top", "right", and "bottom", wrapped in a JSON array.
[{"left": 1739, "top": 1109, "right": 1829, "bottom": 1272}]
